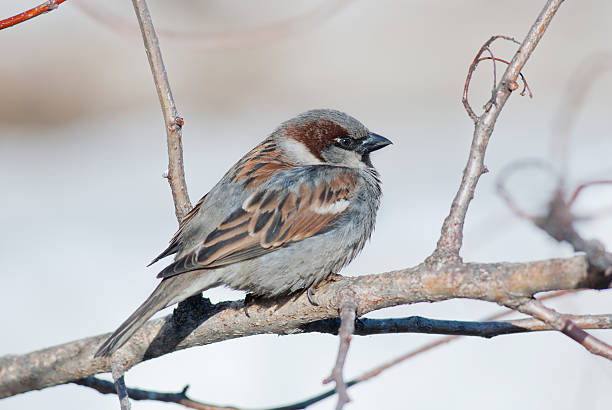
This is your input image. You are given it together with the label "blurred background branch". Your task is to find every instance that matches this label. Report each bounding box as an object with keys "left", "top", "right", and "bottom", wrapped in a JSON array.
[{"left": 0, "top": 0, "right": 67, "bottom": 31}]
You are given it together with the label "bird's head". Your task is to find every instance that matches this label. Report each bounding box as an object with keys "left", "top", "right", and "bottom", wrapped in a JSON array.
[{"left": 275, "top": 109, "right": 392, "bottom": 169}]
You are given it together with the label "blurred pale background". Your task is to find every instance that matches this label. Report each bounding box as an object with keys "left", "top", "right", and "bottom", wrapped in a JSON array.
[{"left": 1, "top": 1, "right": 611, "bottom": 409}]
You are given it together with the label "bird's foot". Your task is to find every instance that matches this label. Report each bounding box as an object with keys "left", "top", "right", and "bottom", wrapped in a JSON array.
[{"left": 243, "top": 293, "right": 254, "bottom": 317}]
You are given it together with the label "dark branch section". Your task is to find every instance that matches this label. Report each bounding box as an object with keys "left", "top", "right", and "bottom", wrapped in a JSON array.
[
  {"left": 304, "top": 314, "right": 612, "bottom": 339},
  {"left": 74, "top": 377, "right": 239, "bottom": 410},
  {"left": 306, "top": 316, "right": 527, "bottom": 338},
  {"left": 75, "top": 376, "right": 187, "bottom": 403},
  {"left": 75, "top": 375, "right": 353, "bottom": 410}
]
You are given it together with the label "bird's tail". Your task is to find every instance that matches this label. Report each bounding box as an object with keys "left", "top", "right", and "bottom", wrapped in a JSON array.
[{"left": 94, "top": 280, "right": 176, "bottom": 358}]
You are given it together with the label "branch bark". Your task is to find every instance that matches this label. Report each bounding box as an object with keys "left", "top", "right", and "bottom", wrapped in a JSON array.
[
  {"left": 1, "top": 255, "right": 607, "bottom": 398},
  {"left": 73, "top": 312, "right": 612, "bottom": 410},
  {"left": 322, "top": 288, "right": 357, "bottom": 410},
  {"left": 131, "top": 0, "right": 191, "bottom": 221},
  {"left": 430, "top": 0, "right": 565, "bottom": 263},
  {"left": 111, "top": 363, "right": 131, "bottom": 410},
  {"left": 517, "top": 300, "right": 612, "bottom": 359}
]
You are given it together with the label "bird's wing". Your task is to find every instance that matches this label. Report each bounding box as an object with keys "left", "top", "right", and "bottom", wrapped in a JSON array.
[
  {"left": 149, "top": 138, "right": 292, "bottom": 266},
  {"left": 156, "top": 170, "right": 358, "bottom": 279}
]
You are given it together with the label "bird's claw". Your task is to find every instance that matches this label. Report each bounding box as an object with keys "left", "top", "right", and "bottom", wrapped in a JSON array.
[
  {"left": 243, "top": 293, "right": 253, "bottom": 317},
  {"left": 307, "top": 286, "right": 319, "bottom": 306}
]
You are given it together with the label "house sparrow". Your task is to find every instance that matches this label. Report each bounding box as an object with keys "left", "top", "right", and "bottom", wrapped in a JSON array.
[{"left": 95, "top": 109, "right": 391, "bottom": 357}]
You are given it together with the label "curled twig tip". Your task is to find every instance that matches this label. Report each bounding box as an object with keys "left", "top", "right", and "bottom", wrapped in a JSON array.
[{"left": 463, "top": 36, "right": 534, "bottom": 121}]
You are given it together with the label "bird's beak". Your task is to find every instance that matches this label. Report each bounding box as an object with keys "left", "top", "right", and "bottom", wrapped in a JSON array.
[{"left": 358, "top": 132, "right": 393, "bottom": 154}]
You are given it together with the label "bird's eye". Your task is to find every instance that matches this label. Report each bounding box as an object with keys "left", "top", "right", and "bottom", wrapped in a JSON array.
[{"left": 336, "top": 137, "right": 354, "bottom": 149}]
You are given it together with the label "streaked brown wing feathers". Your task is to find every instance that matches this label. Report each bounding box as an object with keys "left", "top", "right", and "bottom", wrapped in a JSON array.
[
  {"left": 228, "top": 138, "right": 293, "bottom": 189},
  {"left": 157, "top": 173, "right": 357, "bottom": 279}
]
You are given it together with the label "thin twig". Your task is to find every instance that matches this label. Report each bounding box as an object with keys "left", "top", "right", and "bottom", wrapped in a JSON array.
[
  {"left": 476, "top": 56, "right": 533, "bottom": 100},
  {"left": 337, "top": 288, "right": 577, "bottom": 387},
  {"left": 270, "top": 291, "right": 582, "bottom": 409},
  {"left": 102, "top": 1, "right": 193, "bottom": 408},
  {"left": 431, "top": 0, "right": 564, "bottom": 264},
  {"left": 567, "top": 180, "right": 612, "bottom": 208},
  {"left": 131, "top": 0, "right": 191, "bottom": 221},
  {"left": 517, "top": 299, "right": 612, "bottom": 360},
  {"left": 0, "top": 0, "right": 67, "bottom": 31},
  {"left": 461, "top": 35, "right": 520, "bottom": 122},
  {"left": 486, "top": 47, "right": 497, "bottom": 98},
  {"left": 111, "top": 363, "right": 131, "bottom": 410},
  {"left": 568, "top": 180, "right": 612, "bottom": 220},
  {"left": 323, "top": 289, "right": 357, "bottom": 410},
  {"left": 75, "top": 377, "right": 238, "bottom": 410}
]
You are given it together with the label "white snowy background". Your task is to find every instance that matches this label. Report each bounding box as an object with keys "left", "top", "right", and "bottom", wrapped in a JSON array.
[{"left": 1, "top": 1, "right": 611, "bottom": 409}]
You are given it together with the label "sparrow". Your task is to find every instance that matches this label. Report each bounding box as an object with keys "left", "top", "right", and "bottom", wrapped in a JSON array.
[{"left": 95, "top": 109, "right": 392, "bottom": 357}]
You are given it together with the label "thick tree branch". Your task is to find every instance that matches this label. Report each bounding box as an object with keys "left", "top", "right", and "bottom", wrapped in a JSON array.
[
  {"left": 430, "top": 0, "right": 565, "bottom": 263},
  {"left": 131, "top": 0, "right": 191, "bottom": 221},
  {"left": 0, "top": 0, "right": 67, "bottom": 31},
  {"left": 2, "top": 255, "right": 608, "bottom": 398},
  {"left": 75, "top": 312, "right": 612, "bottom": 410}
]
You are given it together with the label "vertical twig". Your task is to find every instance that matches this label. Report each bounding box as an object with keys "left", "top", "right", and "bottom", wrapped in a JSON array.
[
  {"left": 106, "top": 1, "right": 194, "bottom": 407},
  {"left": 323, "top": 289, "right": 357, "bottom": 410},
  {"left": 430, "top": 0, "right": 565, "bottom": 264},
  {"left": 131, "top": 0, "right": 192, "bottom": 222},
  {"left": 111, "top": 363, "right": 132, "bottom": 410}
]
